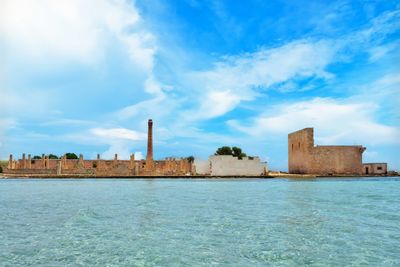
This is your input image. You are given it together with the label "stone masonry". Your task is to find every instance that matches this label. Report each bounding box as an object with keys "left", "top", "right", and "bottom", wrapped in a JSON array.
[
  {"left": 4, "top": 119, "right": 192, "bottom": 177},
  {"left": 288, "top": 128, "right": 366, "bottom": 175},
  {"left": 362, "top": 163, "right": 387, "bottom": 175}
]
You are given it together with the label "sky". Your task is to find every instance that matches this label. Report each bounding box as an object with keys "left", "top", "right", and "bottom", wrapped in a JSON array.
[{"left": 0, "top": 0, "right": 399, "bottom": 171}]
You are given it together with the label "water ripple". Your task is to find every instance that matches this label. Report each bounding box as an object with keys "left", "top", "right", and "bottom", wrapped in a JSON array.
[{"left": 0, "top": 178, "right": 399, "bottom": 266}]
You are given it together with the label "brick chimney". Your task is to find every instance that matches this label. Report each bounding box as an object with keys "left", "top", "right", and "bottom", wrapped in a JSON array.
[{"left": 146, "top": 119, "right": 153, "bottom": 167}]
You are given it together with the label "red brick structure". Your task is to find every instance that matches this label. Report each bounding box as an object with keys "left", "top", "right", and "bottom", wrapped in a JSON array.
[
  {"left": 4, "top": 119, "right": 193, "bottom": 177},
  {"left": 146, "top": 119, "right": 154, "bottom": 170},
  {"left": 288, "top": 128, "right": 366, "bottom": 175}
]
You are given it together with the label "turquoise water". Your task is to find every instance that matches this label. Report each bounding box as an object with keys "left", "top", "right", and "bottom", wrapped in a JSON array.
[{"left": 0, "top": 178, "right": 399, "bottom": 266}]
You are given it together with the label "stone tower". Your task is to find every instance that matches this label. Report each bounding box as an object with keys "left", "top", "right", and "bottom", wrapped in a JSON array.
[
  {"left": 146, "top": 119, "right": 153, "bottom": 168},
  {"left": 288, "top": 128, "right": 365, "bottom": 175}
]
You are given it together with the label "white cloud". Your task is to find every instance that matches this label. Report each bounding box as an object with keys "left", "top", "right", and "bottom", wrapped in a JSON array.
[
  {"left": 186, "top": 40, "right": 336, "bottom": 119},
  {"left": 134, "top": 151, "right": 144, "bottom": 160},
  {"left": 356, "top": 9, "right": 400, "bottom": 45},
  {"left": 373, "top": 72, "right": 400, "bottom": 91},
  {"left": 0, "top": 0, "right": 154, "bottom": 67},
  {"left": 90, "top": 128, "right": 146, "bottom": 141},
  {"left": 116, "top": 96, "right": 165, "bottom": 120},
  {"left": 228, "top": 98, "right": 400, "bottom": 146},
  {"left": 182, "top": 9, "right": 400, "bottom": 121},
  {"left": 101, "top": 142, "right": 132, "bottom": 160},
  {"left": 368, "top": 43, "right": 397, "bottom": 62},
  {"left": 62, "top": 127, "right": 146, "bottom": 160},
  {"left": 197, "top": 90, "right": 242, "bottom": 119},
  {"left": 0, "top": 0, "right": 163, "bottom": 140}
]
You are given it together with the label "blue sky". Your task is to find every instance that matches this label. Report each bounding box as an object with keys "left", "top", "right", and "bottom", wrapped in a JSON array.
[{"left": 0, "top": 0, "right": 399, "bottom": 171}]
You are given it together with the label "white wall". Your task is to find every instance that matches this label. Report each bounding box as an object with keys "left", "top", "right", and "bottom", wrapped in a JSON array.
[
  {"left": 193, "top": 159, "right": 211, "bottom": 175},
  {"left": 194, "top": 155, "right": 268, "bottom": 176}
]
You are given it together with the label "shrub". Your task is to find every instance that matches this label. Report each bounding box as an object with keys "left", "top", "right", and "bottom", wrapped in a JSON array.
[
  {"left": 215, "top": 146, "right": 233, "bottom": 156},
  {"left": 48, "top": 154, "right": 59, "bottom": 159},
  {"left": 215, "top": 146, "right": 247, "bottom": 159},
  {"left": 186, "top": 156, "right": 194, "bottom": 163},
  {"left": 65, "top": 153, "right": 78, "bottom": 159}
]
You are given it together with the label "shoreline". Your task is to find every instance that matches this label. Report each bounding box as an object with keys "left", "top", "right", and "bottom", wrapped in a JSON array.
[
  {"left": 0, "top": 174, "right": 275, "bottom": 179},
  {"left": 1, "top": 173, "right": 395, "bottom": 179}
]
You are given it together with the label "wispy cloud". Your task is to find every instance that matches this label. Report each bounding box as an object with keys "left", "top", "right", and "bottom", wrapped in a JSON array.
[
  {"left": 90, "top": 128, "right": 146, "bottom": 141},
  {"left": 228, "top": 97, "right": 400, "bottom": 145},
  {"left": 0, "top": 0, "right": 153, "bottom": 66},
  {"left": 1, "top": 1, "right": 399, "bottom": 169},
  {"left": 183, "top": 40, "right": 336, "bottom": 120},
  {"left": 181, "top": 8, "right": 400, "bottom": 121}
]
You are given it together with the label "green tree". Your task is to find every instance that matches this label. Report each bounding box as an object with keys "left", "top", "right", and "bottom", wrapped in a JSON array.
[
  {"left": 186, "top": 156, "right": 195, "bottom": 163},
  {"left": 232, "top": 147, "right": 241, "bottom": 157},
  {"left": 215, "top": 146, "right": 233, "bottom": 156},
  {"left": 48, "top": 154, "right": 58, "bottom": 159},
  {"left": 65, "top": 153, "right": 78, "bottom": 159},
  {"left": 215, "top": 146, "right": 247, "bottom": 159},
  {"left": 232, "top": 146, "right": 247, "bottom": 159},
  {"left": 32, "top": 155, "right": 42, "bottom": 159}
]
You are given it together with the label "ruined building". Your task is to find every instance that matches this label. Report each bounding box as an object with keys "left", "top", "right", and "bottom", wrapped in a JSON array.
[
  {"left": 5, "top": 120, "right": 192, "bottom": 177},
  {"left": 288, "top": 128, "right": 366, "bottom": 175},
  {"left": 362, "top": 163, "right": 387, "bottom": 175}
]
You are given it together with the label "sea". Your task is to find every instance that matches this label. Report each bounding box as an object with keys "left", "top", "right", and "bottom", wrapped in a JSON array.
[{"left": 0, "top": 177, "right": 399, "bottom": 266}]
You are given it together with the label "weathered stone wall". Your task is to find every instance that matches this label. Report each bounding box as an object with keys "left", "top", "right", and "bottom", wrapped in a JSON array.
[
  {"left": 288, "top": 128, "right": 365, "bottom": 175},
  {"left": 5, "top": 169, "right": 57, "bottom": 175},
  {"left": 194, "top": 155, "right": 268, "bottom": 176},
  {"left": 288, "top": 128, "right": 314, "bottom": 174},
  {"left": 363, "top": 163, "right": 387, "bottom": 175},
  {"left": 193, "top": 159, "right": 211, "bottom": 175},
  {"left": 5, "top": 155, "right": 192, "bottom": 177},
  {"left": 4, "top": 120, "right": 194, "bottom": 177},
  {"left": 310, "top": 146, "right": 364, "bottom": 175}
]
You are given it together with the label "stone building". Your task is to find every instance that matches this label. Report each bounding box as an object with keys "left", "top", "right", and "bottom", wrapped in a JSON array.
[
  {"left": 5, "top": 120, "right": 192, "bottom": 177},
  {"left": 288, "top": 128, "right": 366, "bottom": 175},
  {"left": 362, "top": 163, "right": 387, "bottom": 175},
  {"left": 194, "top": 155, "right": 268, "bottom": 176}
]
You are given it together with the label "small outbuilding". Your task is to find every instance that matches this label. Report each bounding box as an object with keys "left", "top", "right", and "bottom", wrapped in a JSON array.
[{"left": 362, "top": 163, "right": 387, "bottom": 175}]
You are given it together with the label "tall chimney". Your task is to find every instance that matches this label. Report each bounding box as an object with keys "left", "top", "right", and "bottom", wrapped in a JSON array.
[
  {"left": 8, "top": 154, "right": 13, "bottom": 169},
  {"left": 146, "top": 119, "right": 153, "bottom": 165}
]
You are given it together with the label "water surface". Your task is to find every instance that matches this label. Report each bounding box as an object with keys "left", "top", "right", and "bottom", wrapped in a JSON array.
[{"left": 1, "top": 178, "right": 399, "bottom": 266}]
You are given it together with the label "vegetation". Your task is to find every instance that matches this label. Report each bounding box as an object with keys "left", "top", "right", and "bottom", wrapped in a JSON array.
[
  {"left": 30, "top": 153, "right": 77, "bottom": 161},
  {"left": 215, "top": 146, "right": 232, "bottom": 156},
  {"left": 232, "top": 147, "right": 247, "bottom": 159},
  {"left": 215, "top": 146, "right": 247, "bottom": 159},
  {"left": 0, "top": 161, "right": 7, "bottom": 173},
  {"left": 186, "top": 156, "right": 195, "bottom": 163},
  {"left": 65, "top": 153, "right": 78, "bottom": 159}
]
